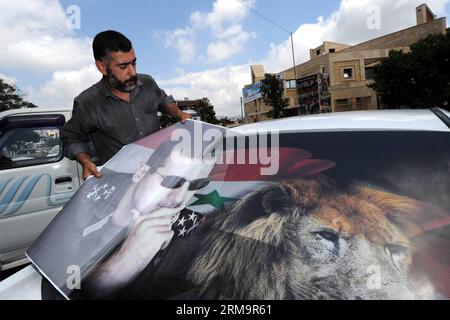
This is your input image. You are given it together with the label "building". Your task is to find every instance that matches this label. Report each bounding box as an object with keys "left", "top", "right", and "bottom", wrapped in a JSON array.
[
  {"left": 243, "top": 4, "right": 447, "bottom": 123},
  {"left": 176, "top": 98, "right": 202, "bottom": 121}
]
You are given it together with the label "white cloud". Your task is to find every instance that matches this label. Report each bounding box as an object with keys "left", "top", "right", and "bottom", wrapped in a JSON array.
[
  {"left": 159, "top": 0, "right": 256, "bottom": 64},
  {"left": 158, "top": 65, "right": 250, "bottom": 117},
  {"left": 0, "top": 0, "right": 97, "bottom": 108},
  {"left": 27, "top": 66, "right": 100, "bottom": 108},
  {"left": 0, "top": 0, "right": 92, "bottom": 72},
  {"left": 207, "top": 27, "right": 256, "bottom": 63},
  {"left": 160, "top": 0, "right": 449, "bottom": 117},
  {"left": 158, "top": 27, "right": 196, "bottom": 64},
  {"left": 3, "top": 0, "right": 448, "bottom": 116},
  {"left": 190, "top": 0, "right": 256, "bottom": 32},
  {"left": 263, "top": 0, "right": 449, "bottom": 72}
]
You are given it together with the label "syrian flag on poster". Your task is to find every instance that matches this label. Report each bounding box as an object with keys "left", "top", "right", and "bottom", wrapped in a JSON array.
[
  {"left": 26, "top": 120, "right": 335, "bottom": 299},
  {"left": 128, "top": 122, "right": 336, "bottom": 239},
  {"left": 175, "top": 147, "right": 336, "bottom": 238}
]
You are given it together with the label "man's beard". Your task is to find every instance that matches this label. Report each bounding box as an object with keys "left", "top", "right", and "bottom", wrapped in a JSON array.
[{"left": 106, "top": 68, "right": 138, "bottom": 92}]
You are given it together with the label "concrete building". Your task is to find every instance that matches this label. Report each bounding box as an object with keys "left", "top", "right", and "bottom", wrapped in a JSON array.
[
  {"left": 176, "top": 98, "right": 202, "bottom": 121},
  {"left": 243, "top": 4, "right": 447, "bottom": 123}
]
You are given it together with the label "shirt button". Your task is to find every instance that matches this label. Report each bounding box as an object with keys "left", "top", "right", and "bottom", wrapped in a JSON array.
[
  {"left": 140, "top": 132, "right": 143, "bottom": 135},
  {"left": 135, "top": 118, "right": 139, "bottom": 121}
]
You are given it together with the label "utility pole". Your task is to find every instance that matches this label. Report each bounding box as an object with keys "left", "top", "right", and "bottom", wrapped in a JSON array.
[
  {"left": 290, "top": 32, "right": 297, "bottom": 82},
  {"left": 290, "top": 32, "right": 299, "bottom": 116},
  {"left": 238, "top": 0, "right": 299, "bottom": 117},
  {"left": 240, "top": 96, "right": 244, "bottom": 121}
]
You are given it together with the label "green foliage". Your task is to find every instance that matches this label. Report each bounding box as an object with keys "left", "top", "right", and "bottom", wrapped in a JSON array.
[
  {"left": 160, "top": 98, "right": 220, "bottom": 127},
  {"left": 197, "top": 97, "right": 220, "bottom": 124},
  {"left": 0, "top": 78, "right": 38, "bottom": 112},
  {"left": 369, "top": 32, "right": 450, "bottom": 110},
  {"left": 261, "top": 73, "right": 289, "bottom": 119},
  {"left": 15, "top": 129, "right": 41, "bottom": 144},
  {"left": 159, "top": 111, "right": 178, "bottom": 128}
]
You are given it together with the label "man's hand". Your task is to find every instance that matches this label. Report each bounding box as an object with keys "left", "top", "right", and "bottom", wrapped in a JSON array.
[
  {"left": 166, "top": 103, "right": 192, "bottom": 123},
  {"left": 177, "top": 110, "right": 192, "bottom": 123},
  {"left": 82, "top": 161, "right": 101, "bottom": 180},
  {"left": 76, "top": 152, "right": 102, "bottom": 180}
]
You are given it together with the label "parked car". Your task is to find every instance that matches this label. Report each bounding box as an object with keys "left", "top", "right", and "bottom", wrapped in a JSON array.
[
  {"left": 0, "top": 108, "right": 82, "bottom": 272},
  {"left": 0, "top": 108, "right": 449, "bottom": 300}
]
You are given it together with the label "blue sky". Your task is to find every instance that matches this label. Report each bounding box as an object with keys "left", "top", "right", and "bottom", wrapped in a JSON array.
[
  {"left": 0, "top": 0, "right": 449, "bottom": 117},
  {"left": 57, "top": 0, "right": 341, "bottom": 79}
]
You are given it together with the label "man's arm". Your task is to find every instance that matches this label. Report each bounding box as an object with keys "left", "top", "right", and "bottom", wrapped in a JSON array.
[
  {"left": 76, "top": 152, "right": 102, "bottom": 180},
  {"left": 149, "top": 76, "right": 191, "bottom": 123},
  {"left": 62, "top": 99, "right": 101, "bottom": 180}
]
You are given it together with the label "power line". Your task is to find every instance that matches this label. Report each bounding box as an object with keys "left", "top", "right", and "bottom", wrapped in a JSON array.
[
  {"left": 237, "top": 0, "right": 300, "bottom": 115},
  {"left": 237, "top": 0, "right": 292, "bottom": 34}
]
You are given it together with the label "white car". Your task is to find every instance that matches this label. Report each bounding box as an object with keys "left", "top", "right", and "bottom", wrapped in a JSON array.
[
  {"left": 0, "top": 108, "right": 82, "bottom": 272},
  {"left": 0, "top": 108, "right": 449, "bottom": 300}
]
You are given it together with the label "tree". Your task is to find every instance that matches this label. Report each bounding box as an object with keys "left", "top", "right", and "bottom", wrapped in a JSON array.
[
  {"left": 261, "top": 73, "right": 289, "bottom": 119},
  {"left": 0, "top": 78, "right": 38, "bottom": 112},
  {"left": 369, "top": 32, "right": 450, "bottom": 110},
  {"left": 159, "top": 112, "right": 178, "bottom": 128},
  {"left": 197, "top": 97, "right": 220, "bottom": 125}
]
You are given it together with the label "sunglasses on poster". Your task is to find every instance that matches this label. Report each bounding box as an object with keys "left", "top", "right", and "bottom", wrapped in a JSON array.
[{"left": 150, "top": 169, "right": 211, "bottom": 191}]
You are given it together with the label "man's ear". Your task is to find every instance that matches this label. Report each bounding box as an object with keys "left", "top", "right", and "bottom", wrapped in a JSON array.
[
  {"left": 95, "top": 60, "right": 107, "bottom": 76},
  {"left": 132, "top": 163, "right": 150, "bottom": 183}
]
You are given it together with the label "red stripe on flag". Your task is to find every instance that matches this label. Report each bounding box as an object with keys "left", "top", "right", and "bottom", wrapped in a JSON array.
[
  {"left": 134, "top": 125, "right": 177, "bottom": 149},
  {"left": 210, "top": 148, "right": 335, "bottom": 181}
]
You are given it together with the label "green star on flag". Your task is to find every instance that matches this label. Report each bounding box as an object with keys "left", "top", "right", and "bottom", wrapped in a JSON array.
[{"left": 190, "top": 190, "right": 237, "bottom": 211}]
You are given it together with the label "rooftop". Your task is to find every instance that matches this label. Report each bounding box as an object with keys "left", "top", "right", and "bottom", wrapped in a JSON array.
[{"left": 233, "top": 109, "right": 450, "bottom": 133}]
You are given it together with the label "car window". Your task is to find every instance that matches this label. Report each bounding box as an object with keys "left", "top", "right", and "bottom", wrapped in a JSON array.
[{"left": 0, "top": 127, "right": 62, "bottom": 170}]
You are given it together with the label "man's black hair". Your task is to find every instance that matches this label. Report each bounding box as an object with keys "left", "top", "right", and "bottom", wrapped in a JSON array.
[{"left": 93, "top": 30, "right": 132, "bottom": 61}]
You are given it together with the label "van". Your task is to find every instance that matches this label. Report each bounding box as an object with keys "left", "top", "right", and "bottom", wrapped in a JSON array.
[{"left": 0, "top": 108, "right": 82, "bottom": 271}]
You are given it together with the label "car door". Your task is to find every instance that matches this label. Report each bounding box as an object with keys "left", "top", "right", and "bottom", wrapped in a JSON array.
[{"left": 0, "top": 113, "right": 81, "bottom": 270}]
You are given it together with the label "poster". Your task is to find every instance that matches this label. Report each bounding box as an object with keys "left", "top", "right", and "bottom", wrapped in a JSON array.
[
  {"left": 28, "top": 121, "right": 450, "bottom": 300},
  {"left": 242, "top": 82, "right": 263, "bottom": 104}
]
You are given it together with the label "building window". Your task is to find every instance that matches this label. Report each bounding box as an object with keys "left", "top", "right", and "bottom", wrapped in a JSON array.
[
  {"left": 365, "top": 67, "right": 375, "bottom": 80},
  {"left": 336, "top": 99, "right": 349, "bottom": 106},
  {"left": 342, "top": 68, "right": 354, "bottom": 80},
  {"left": 284, "top": 79, "right": 297, "bottom": 89},
  {"left": 329, "top": 48, "right": 336, "bottom": 53},
  {"left": 316, "top": 49, "right": 321, "bottom": 56}
]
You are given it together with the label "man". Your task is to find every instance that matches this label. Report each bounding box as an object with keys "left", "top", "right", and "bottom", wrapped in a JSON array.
[
  {"left": 80, "top": 138, "right": 219, "bottom": 299},
  {"left": 62, "top": 30, "right": 190, "bottom": 179}
]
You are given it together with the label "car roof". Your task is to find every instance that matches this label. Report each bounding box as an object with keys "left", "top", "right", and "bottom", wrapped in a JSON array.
[
  {"left": 233, "top": 109, "right": 450, "bottom": 134},
  {"left": 0, "top": 107, "right": 72, "bottom": 119},
  {"left": 1, "top": 108, "right": 449, "bottom": 133}
]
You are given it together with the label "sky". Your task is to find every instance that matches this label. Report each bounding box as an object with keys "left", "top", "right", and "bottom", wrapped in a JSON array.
[{"left": 0, "top": 0, "right": 449, "bottom": 117}]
